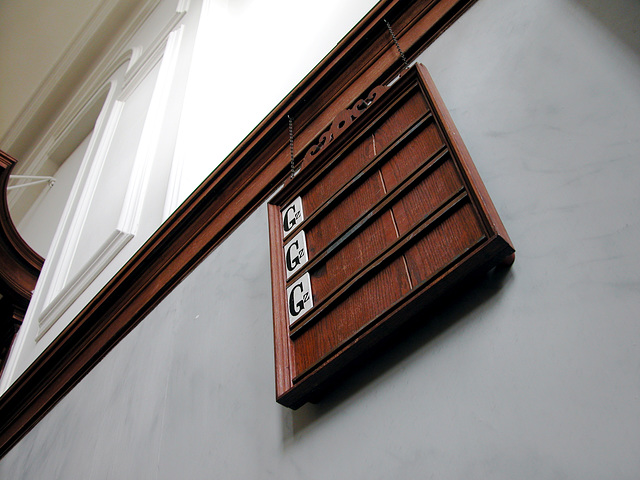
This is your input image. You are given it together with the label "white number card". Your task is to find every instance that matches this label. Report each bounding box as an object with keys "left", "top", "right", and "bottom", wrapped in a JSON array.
[
  {"left": 286, "top": 272, "right": 313, "bottom": 325},
  {"left": 284, "top": 230, "right": 309, "bottom": 279},
  {"left": 282, "top": 196, "right": 304, "bottom": 238}
]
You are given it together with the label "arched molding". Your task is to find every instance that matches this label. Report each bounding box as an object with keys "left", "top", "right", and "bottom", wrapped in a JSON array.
[
  {"left": 0, "top": 153, "right": 43, "bottom": 284},
  {"left": 0, "top": 151, "right": 43, "bottom": 375}
]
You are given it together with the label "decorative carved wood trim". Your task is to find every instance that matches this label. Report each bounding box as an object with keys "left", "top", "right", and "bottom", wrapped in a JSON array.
[
  {"left": 0, "top": 0, "right": 478, "bottom": 458},
  {"left": 300, "top": 84, "right": 389, "bottom": 168},
  {"left": 0, "top": 150, "right": 44, "bottom": 376}
]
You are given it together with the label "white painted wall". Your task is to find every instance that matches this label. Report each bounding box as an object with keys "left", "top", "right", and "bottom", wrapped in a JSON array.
[{"left": 1, "top": 0, "right": 640, "bottom": 477}]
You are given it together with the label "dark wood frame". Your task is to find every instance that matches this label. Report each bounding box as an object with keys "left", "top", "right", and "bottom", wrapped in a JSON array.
[
  {"left": 268, "top": 64, "right": 513, "bottom": 408},
  {"left": 0, "top": 0, "right": 478, "bottom": 458}
]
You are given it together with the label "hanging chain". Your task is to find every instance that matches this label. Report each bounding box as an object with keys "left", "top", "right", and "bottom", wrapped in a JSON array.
[
  {"left": 287, "top": 114, "right": 296, "bottom": 178},
  {"left": 384, "top": 19, "right": 410, "bottom": 70},
  {"left": 286, "top": 20, "right": 405, "bottom": 180}
]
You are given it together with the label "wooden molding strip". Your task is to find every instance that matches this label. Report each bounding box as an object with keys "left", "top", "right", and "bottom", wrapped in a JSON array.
[
  {"left": 0, "top": 0, "right": 478, "bottom": 458},
  {"left": 0, "top": 150, "right": 44, "bottom": 383}
]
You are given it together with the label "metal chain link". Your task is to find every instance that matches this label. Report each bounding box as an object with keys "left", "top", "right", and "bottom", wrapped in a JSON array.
[
  {"left": 384, "top": 19, "right": 410, "bottom": 70},
  {"left": 287, "top": 114, "right": 295, "bottom": 178},
  {"left": 286, "top": 20, "right": 404, "bottom": 180}
]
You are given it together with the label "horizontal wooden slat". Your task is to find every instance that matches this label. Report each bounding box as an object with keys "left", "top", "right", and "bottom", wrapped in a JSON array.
[
  {"left": 379, "top": 117, "right": 445, "bottom": 192},
  {"left": 372, "top": 88, "right": 429, "bottom": 152},
  {"left": 404, "top": 200, "right": 485, "bottom": 286},
  {"left": 390, "top": 153, "right": 463, "bottom": 235},
  {"left": 293, "top": 256, "right": 411, "bottom": 380},
  {"left": 309, "top": 211, "right": 398, "bottom": 303},
  {"left": 302, "top": 137, "right": 375, "bottom": 216},
  {"left": 305, "top": 173, "right": 386, "bottom": 259}
]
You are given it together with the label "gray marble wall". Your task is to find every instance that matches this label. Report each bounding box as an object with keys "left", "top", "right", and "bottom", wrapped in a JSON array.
[{"left": 2, "top": 0, "right": 640, "bottom": 478}]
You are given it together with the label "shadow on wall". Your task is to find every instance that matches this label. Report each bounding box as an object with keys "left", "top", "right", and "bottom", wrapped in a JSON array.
[
  {"left": 572, "top": 0, "right": 640, "bottom": 60},
  {"left": 283, "top": 264, "right": 515, "bottom": 440}
]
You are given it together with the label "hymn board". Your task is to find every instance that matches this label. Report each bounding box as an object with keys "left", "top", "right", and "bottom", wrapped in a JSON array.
[{"left": 268, "top": 64, "right": 514, "bottom": 408}]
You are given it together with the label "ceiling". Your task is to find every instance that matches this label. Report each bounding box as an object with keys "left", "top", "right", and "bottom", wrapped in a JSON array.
[{"left": 0, "top": 0, "right": 143, "bottom": 160}]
